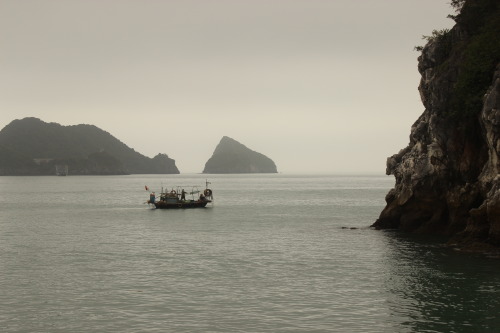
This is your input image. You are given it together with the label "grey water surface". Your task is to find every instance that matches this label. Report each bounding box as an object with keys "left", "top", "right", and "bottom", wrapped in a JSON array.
[{"left": 1, "top": 174, "right": 499, "bottom": 332}]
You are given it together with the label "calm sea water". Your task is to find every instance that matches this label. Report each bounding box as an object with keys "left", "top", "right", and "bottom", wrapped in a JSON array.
[{"left": 0, "top": 174, "right": 499, "bottom": 333}]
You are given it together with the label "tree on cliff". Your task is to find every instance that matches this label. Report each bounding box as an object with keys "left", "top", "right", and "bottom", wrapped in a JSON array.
[
  {"left": 415, "top": 0, "right": 499, "bottom": 119},
  {"left": 450, "top": 0, "right": 465, "bottom": 12}
]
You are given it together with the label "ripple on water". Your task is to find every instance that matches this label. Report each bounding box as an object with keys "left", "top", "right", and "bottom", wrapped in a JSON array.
[{"left": 1, "top": 175, "right": 499, "bottom": 332}]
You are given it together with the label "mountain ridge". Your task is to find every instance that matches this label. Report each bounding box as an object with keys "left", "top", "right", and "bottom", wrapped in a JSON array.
[{"left": 0, "top": 117, "right": 179, "bottom": 175}]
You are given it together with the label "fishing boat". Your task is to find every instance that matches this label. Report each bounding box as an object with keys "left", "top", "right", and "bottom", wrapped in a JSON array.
[{"left": 146, "top": 180, "right": 213, "bottom": 209}]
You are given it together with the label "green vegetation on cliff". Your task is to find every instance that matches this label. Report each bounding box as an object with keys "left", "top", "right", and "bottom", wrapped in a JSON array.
[
  {"left": 420, "top": 0, "right": 500, "bottom": 119},
  {"left": 451, "top": 0, "right": 500, "bottom": 117},
  {"left": 0, "top": 145, "right": 38, "bottom": 175}
]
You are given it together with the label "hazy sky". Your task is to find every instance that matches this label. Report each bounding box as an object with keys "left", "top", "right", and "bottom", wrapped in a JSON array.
[{"left": 1, "top": 0, "right": 455, "bottom": 174}]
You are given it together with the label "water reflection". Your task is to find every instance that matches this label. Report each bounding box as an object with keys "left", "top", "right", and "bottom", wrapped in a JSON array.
[{"left": 381, "top": 231, "right": 500, "bottom": 332}]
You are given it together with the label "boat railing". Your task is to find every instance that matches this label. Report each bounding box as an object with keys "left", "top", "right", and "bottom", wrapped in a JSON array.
[{"left": 159, "top": 185, "right": 206, "bottom": 202}]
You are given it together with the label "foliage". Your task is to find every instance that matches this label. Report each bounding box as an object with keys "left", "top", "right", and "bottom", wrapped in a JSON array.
[
  {"left": 450, "top": 0, "right": 466, "bottom": 12},
  {"left": 414, "top": 0, "right": 499, "bottom": 119},
  {"left": 0, "top": 145, "right": 38, "bottom": 175},
  {"left": 422, "top": 29, "right": 451, "bottom": 42},
  {"left": 415, "top": 29, "right": 452, "bottom": 52},
  {"left": 449, "top": 9, "right": 500, "bottom": 118}
]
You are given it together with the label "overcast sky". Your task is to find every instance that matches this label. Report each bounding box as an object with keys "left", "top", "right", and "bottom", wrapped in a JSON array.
[{"left": 0, "top": 0, "right": 455, "bottom": 174}]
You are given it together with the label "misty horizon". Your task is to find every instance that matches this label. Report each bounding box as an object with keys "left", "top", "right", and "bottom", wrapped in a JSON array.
[{"left": 1, "top": 0, "right": 455, "bottom": 174}]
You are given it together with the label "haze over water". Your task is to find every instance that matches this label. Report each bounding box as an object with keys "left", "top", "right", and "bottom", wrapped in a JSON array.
[
  {"left": 0, "top": 0, "right": 457, "bottom": 174},
  {"left": 1, "top": 174, "right": 499, "bottom": 332}
]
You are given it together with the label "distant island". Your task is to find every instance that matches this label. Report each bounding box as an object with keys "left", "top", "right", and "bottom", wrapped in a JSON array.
[
  {"left": 372, "top": 0, "right": 500, "bottom": 251},
  {"left": 0, "top": 117, "right": 179, "bottom": 175},
  {"left": 203, "top": 136, "right": 277, "bottom": 174}
]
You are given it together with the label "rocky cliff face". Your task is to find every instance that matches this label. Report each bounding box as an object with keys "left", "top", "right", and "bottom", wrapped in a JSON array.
[{"left": 372, "top": 0, "right": 500, "bottom": 250}]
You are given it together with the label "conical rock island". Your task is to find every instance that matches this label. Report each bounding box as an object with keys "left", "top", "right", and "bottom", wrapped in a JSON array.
[{"left": 203, "top": 136, "right": 277, "bottom": 174}]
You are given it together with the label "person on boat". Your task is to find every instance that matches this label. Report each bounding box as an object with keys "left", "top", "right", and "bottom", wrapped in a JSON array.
[
  {"left": 181, "top": 189, "right": 186, "bottom": 200},
  {"left": 199, "top": 193, "right": 205, "bottom": 201},
  {"left": 150, "top": 192, "right": 156, "bottom": 204}
]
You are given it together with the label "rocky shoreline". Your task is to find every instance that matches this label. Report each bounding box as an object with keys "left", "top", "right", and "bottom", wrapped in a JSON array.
[{"left": 372, "top": 0, "right": 500, "bottom": 252}]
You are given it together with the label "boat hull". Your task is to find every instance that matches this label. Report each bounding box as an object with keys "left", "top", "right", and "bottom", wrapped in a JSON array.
[{"left": 153, "top": 200, "right": 210, "bottom": 209}]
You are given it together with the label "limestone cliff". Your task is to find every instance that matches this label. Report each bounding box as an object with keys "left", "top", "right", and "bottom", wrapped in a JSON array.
[
  {"left": 372, "top": 0, "right": 500, "bottom": 250},
  {"left": 203, "top": 136, "right": 278, "bottom": 174}
]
